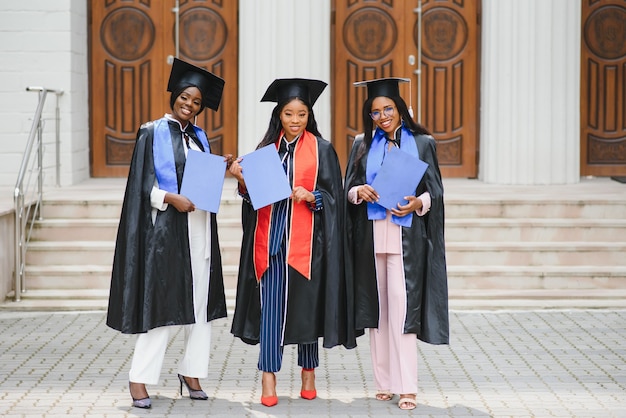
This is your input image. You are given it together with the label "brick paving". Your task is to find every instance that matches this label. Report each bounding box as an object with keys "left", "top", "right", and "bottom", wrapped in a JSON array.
[{"left": 0, "top": 309, "right": 625, "bottom": 417}]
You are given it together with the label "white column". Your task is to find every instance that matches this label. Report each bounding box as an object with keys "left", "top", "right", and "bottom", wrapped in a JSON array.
[
  {"left": 480, "top": 0, "right": 581, "bottom": 185},
  {"left": 238, "top": 0, "right": 332, "bottom": 155}
]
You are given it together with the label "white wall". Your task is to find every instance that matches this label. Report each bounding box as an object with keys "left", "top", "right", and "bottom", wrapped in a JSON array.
[
  {"left": 238, "top": 0, "right": 332, "bottom": 155},
  {"left": 480, "top": 0, "right": 581, "bottom": 184},
  {"left": 0, "top": 0, "right": 89, "bottom": 188}
]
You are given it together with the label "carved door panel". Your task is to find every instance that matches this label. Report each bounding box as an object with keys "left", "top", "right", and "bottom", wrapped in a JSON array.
[
  {"left": 581, "top": 0, "right": 626, "bottom": 176},
  {"left": 332, "top": 1, "right": 410, "bottom": 169},
  {"left": 332, "top": 0, "right": 480, "bottom": 177},
  {"left": 418, "top": 0, "right": 480, "bottom": 178},
  {"left": 89, "top": 0, "right": 237, "bottom": 177},
  {"left": 177, "top": 0, "right": 237, "bottom": 159}
]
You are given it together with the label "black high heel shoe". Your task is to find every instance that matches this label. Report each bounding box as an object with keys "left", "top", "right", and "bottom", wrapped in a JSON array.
[
  {"left": 129, "top": 382, "right": 151, "bottom": 409},
  {"left": 178, "top": 374, "right": 208, "bottom": 400}
]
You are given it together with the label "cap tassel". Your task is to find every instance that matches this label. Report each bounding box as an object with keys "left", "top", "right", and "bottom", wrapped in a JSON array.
[{"left": 408, "top": 78, "right": 414, "bottom": 118}]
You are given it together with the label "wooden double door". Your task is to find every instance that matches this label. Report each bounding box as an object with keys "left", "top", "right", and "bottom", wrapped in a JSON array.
[
  {"left": 89, "top": 0, "right": 238, "bottom": 177},
  {"left": 89, "top": 0, "right": 480, "bottom": 178},
  {"left": 581, "top": 0, "right": 626, "bottom": 176},
  {"left": 332, "top": 0, "right": 481, "bottom": 178},
  {"left": 89, "top": 1, "right": 625, "bottom": 179}
]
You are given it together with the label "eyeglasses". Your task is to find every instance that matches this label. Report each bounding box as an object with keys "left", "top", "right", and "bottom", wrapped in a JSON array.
[{"left": 370, "top": 106, "right": 395, "bottom": 121}]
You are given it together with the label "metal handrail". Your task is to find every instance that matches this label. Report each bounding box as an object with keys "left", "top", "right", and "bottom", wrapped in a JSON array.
[{"left": 13, "top": 86, "right": 63, "bottom": 301}]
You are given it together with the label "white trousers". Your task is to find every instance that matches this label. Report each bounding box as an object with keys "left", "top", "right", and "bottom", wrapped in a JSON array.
[
  {"left": 128, "top": 321, "right": 212, "bottom": 385},
  {"left": 129, "top": 209, "right": 212, "bottom": 385}
]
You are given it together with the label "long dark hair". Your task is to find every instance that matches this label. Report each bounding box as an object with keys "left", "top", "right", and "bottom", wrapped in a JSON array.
[
  {"left": 353, "top": 95, "right": 431, "bottom": 167},
  {"left": 256, "top": 97, "right": 322, "bottom": 149}
]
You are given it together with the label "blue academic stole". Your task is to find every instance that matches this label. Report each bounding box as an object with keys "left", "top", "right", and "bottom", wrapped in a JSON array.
[
  {"left": 152, "top": 118, "right": 210, "bottom": 193},
  {"left": 365, "top": 123, "right": 419, "bottom": 227}
]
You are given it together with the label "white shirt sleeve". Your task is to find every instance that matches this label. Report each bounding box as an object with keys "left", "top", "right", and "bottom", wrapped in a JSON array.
[{"left": 150, "top": 186, "right": 168, "bottom": 211}]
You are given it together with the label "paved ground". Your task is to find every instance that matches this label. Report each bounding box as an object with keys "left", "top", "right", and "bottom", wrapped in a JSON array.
[{"left": 1, "top": 309, "right": 625, "bottom": 417}]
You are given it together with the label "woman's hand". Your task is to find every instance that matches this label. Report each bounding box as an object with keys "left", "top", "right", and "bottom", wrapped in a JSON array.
[
  {"left": 165, "top": 193, "right": 195, "bottom": 213},
  {"left": 291, "top": 186, "right": 314, "bottom": 204},
  {"left": 357, "top": 184, "right": 379, "bottom": 203},
  {"left": 223, "top": 154, "right": 234, "bottom": 169},
  {"left": 390, "top": 195, "right": 422, "bottom": 217},
  {"left": 228, "top": 157, "right": 245, "bottom": 186}
]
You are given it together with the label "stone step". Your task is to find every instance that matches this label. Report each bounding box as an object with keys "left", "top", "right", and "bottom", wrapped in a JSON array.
[
  {"left": 24, "top": 240, "right": 244, "bottom": 266},
  {"left": 31, "top": 216, "right": 244, "bottom": 243},
  {"left": 214, "top": 218, "right": 243, "bottom": 241},
  {"left": 4, "top": 288, "right": 626, "bottom": 312},
  {"left": 447, "top": 265, "right": 626, "bottom": 289},
  {"left": 29, "top": 217, "right": 626, "bottom": 243},
  {"left": 444, "top": 198, "right": 626, "bottom": 219},
  {"left": 2, "top": 290, "right": 110, "bottom": 311},
  {"left": 21, "top": 264, "right": 626, "bottom": 292},
  {"left": 22, "top": 263, "right": 239, "bottom": 291},
  {"left": 25, "top": 239, "right": 626, "bottom": 271},
  {"left": 25, "top": 241, "right": 115, "bottom": 265},
  {"left": 41, "top": 197, "right": 626, "bottom": 221},
  {"left": 445, "top": 218, "right": 626, "bottom": 242},
  {"left": 445, "top": 242, "right": 626, "bottom": 266},
  {"left": 24, "top": 265, "right": 112, "bottom": 290},
  {"left": 2, "top": 289, "right": 239, "bottom": 312},
  {"left": 41, "top": 196, "right": 244, "bottom": 220},
  {"left": 41, "top": 200, "right": 123, "bottom": 220},
  {"left": 30, "top": 218, "right": 119, "bottom": 241}
]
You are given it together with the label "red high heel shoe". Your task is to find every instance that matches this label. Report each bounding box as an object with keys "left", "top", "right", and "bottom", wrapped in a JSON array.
[
  {"left": 300, "top": 368, "right": 317, "bottom": 400},
  {"left": 260, "top": 372, "right": 278, "bottom": 407}
]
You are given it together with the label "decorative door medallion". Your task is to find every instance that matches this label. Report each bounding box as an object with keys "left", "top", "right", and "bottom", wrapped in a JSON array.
[
  {"left": 332, "top": 0, "right": 480, "bottom": 177},
  {"left": 581, "top": 0, "right": 626, "bottom": 176},
  {"left": 89, "top": 0, "right": 237, "bottom": 177}
]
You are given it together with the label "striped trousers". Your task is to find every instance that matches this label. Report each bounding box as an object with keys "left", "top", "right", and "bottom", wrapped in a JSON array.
[{"left": 258, "top": 245, "right": 318, "bottom": 372}]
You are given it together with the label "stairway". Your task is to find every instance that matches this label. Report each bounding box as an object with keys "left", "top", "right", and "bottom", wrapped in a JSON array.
[
  {"left": 443, "top": 183, "right": 626, "bottom": 308},
  {"left": 3, "top": 177, "right": 626, "bottom": 310}
]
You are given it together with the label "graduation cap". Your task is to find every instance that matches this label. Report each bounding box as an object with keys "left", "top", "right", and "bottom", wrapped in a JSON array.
[
  {"left": 167, "top": 58, "right": 225, "bottom": 111},
  {"left": 261, "top": 78, "right": 327, "bottom": 106},
  {"left": 353, "top": 77, "right": 410, "bottom": 99}
]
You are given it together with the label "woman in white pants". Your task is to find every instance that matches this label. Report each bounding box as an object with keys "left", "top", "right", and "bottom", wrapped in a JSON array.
[{"left": 106, "top": 58, "right": 229, "bottom": 409}]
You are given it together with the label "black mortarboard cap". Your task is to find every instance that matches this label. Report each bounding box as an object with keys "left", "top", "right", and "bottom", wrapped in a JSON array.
[
  {"left": 353, "top": 77, "right": 410, "bottom": 99},
  {"left": 261, "top": 78, "right": 327, "bottom": 106},
  {"left": 167, "top": 58, "right": 225, "bottom": 111}
]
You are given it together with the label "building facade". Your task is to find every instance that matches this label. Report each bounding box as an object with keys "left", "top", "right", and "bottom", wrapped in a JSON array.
[{"left": 0, "top": 0, "right": 624, "bottom": 189}]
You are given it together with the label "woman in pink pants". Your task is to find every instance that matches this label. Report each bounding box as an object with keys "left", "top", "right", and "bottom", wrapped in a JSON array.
[{"left": 345, "top": 77, "right": 449, "bottom": 411}]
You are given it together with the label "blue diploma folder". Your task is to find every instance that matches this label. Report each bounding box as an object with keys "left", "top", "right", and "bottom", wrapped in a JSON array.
[
  {"left": 239, "top": 144, "right": 292, "bottom": 210},
  {"left": 370, "top": 147, "right": 429, "bottom": 210},
  {"left": 180, "top": 150, "right": 226, "bottom": 213}
]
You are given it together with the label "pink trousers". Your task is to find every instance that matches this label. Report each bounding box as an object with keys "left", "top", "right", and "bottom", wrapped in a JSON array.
[{"left": 369, "top": 252, "right": 418, "bottom": 395}]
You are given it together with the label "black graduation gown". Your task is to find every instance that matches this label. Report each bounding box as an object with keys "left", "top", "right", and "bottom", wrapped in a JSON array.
[
  {"left": 230, "top": 136, "right": 356, "bottom": 349},
  {"left": 106, "top": 120, "right": 227, "bottom": 334},
  {"left": 345, "top": 133, "right": 449, "bottom": 345}
]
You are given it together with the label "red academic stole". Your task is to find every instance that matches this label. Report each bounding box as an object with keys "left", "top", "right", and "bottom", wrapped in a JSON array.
[{"left": 253, "top": 131, "right": 319, "bottom": 281}]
